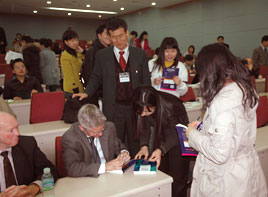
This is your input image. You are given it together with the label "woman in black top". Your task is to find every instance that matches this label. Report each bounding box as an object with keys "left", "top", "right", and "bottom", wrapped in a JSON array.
[{"left": 133, "top": 86, "right": 190, "bottom": 197}]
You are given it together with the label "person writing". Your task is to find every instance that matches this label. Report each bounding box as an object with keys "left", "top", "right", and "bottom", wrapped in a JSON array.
[
  {"left": 150, "top": 37, "right": 188, "bottom": 98},
  {"left": 133, "top": 86, "right": 190, "bottom": 197},
  {"left": 61, "top": 104, "right": 130, "bottom": 177},
  {"left": 186, "top": 44, "right": 267, "bottom": 197}
]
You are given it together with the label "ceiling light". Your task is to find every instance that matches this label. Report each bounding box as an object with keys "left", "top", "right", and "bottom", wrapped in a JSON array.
[
  {"left": 98, "top": 15, "right": 102, "bottom": 18},
  {"left": 44, "top": 7, "right": 117, "bottom": 14},
  {"left": 33, "top": 10, "right": 38, "bottom": 13},
  {"left": 86, "top": 4, "right": 90, "bottom": 8},
  {"left": 68, "top": 13, "right": 72, "bottom": 16},
  {"left": 151, "top": 2, "right": 156, "bottom": 6},
  {"left": 120, "top": 7, "right": 124, "bottom": 10},
  {"left": 113, "top": 0, "right": 117, "bottom": 1},
  {"left": 47, "top": 1, "right": 52, "bottom": 4}
]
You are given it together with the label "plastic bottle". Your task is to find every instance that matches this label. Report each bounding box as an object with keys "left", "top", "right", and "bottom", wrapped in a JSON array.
[{"left": 42, "top": 167, "right": 55, "bottom": 197}]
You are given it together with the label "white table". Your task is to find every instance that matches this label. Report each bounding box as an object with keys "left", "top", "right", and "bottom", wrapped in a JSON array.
[
  {"left": 8, "top": 99, "right": 31, "bottom": 125},
  {"left": 256, "top": 78, "right": 266, "bottom": 94},
  {"left": 184, "top": 101, "right": 203, "bottom": 122},
  {"left": 19, "top": 120, "right": 71, "bottom": 165},
  {"left": 39, "top": 167, "right": 172, "bottom": 197},
  {"left": 256, "top": 126, "right": 268, "bottom": 187}
]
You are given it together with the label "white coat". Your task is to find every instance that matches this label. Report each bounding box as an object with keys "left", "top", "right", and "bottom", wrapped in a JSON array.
[{"left": 189, "top": 82, "right": 267, "bottom": 197}]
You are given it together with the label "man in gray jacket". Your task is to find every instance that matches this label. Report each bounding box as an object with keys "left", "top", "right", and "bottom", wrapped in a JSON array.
[{"left": 252, "top": 35, "right": 268, "bottom": 74}]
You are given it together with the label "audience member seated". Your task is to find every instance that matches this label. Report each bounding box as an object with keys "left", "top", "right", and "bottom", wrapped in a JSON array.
[
  {"left": 3, "top": 58, "right": 43, "bottom": 100},
  {"left": 241, "top": 57, "right": 263, "bottom": 79},
  {"left": 0, "top": 112, "right": 58, "bottom": 196},
  {"left": 13, "top": 33, "right": 22, "bottom": 53},
  {"left": 21, "top": 35, "right": 42, "bottom": 83},
  {"left": 184, "top": 45, "right": 196, "bottom": 59},
  {"left": 184, "top": 55, "right": 195, "bottom": 74},
  {"left": 61, "top": 104, "right": 130, "bottom": 178},
  {"left": 217, "top": 35, "right": 230, "bottom": 49},
  {"left": 252, "top": 35, "right": 268, "bottom": 74},
  {"left": 39, "top": 38, "right": 60, "bottom": 92}
]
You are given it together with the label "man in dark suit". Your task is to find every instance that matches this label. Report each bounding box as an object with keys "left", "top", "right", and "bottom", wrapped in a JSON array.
[
  {"left": 252, "top": 35, "right": 268, "bottom": 73},
  {"left": 0, "top": 112, "right": 58, "bottom": 196},
  {"left": 74, "top": 18, "right": 151, "bottom": 156},
  {"left": 61, "top": 104, "right": 130, "bottom": 177}
]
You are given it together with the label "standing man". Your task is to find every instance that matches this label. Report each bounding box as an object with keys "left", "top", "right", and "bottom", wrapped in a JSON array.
[
  {"left": 74, "top": 18, "right": 151, "bottom": 156},
  {"left": 129, "top": 31, "right": 138, "bottom": 47},
  {"left": 252, "top": 35, "right": 268, "bottom": 74},
  {"left": 81, "top": 24, "right": 111, "bottom": 106},
  {"left": 0, "top": 112, "right": 58, "bottom": 196}
]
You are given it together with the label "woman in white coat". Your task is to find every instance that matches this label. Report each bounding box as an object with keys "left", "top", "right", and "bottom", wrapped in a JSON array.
[
  {"left": 186, "top": 44, "right": 267, "bottom": 197},
  {"left": 149, "top": 37, "right": 188, "bottom": 98}
]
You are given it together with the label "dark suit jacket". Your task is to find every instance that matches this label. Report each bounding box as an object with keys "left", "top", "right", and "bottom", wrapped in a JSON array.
[
  {"left": 85, "top": 46, "right": 151, "bottom": 120},
  {"left": 61, "top": 121, "right": 126, "bottom": 178},
  {"left": 12, "top": 136, "right": 58, "bottom": 186},
  {"left": 252, "top": 46, "right": 268, "bottom": 71}
]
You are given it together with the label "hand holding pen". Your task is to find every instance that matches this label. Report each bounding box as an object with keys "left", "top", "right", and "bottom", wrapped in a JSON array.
[{"left": 186, "top": 117, "right": 202, "bottom": 138}]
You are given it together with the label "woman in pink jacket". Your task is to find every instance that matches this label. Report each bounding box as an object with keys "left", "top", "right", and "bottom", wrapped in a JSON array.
[{"left": 186, "top": 44, "right": 267, "bottom": 197}]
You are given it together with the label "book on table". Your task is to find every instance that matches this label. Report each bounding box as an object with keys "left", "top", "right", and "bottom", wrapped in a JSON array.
[
  {"left": 176, "top": 123, "right": 202, "bottom": 156},
  {"left": 133, "top": 159, "right": 157, "bottom": 174},
  {"left": 107, "top": 159, "right": 136, "bottom": 174},
  {"left": 160, "top": 67, "right": 179, "bottom": 91}
]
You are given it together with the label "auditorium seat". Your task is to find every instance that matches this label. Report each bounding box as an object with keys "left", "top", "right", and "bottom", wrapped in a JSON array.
[
  {"left": 55, "top": 136, "right": 67, "bottom": 178},
  {"left": 0, "top": 54, "right": 6, "bottom": 64},
  {"left": 30, "top": 91, "right": 65, "bottom": 124},
  {"left": 266, "top": 76, "right": 268, "bottom": 92},
  {"left": 0, "top": 64, "right": 13, "bottom": 83},
  {"left": 180, "top": 87, "right": 196, "bottom": 102},
  {"left": 256, "top": 96, "right": 268, "bottom": 128},
  {"left": 259, "top": 65, "right": 268, "bottom": 78}
]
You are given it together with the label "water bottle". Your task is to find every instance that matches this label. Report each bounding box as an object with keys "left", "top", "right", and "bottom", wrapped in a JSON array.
[{"left": 42, "top": 167, "right": 55, "bottom": 197}]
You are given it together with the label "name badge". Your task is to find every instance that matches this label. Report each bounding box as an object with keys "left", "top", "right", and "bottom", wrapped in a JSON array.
[{"left": 119, "top": 72, "right": 130, "bottom": 83}]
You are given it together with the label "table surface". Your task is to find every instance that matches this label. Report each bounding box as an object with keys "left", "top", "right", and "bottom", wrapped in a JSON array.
[
  {"left": 39, "top": 167, "right": 173, "bottom": 197},
  {"left": 256, "top": 126, "right": 268, "bottom": 152}
]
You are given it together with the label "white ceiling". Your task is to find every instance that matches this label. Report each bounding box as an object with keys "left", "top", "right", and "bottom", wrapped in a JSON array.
[{"left": 0, "top": 0, "right": 189, "bottom": 19}]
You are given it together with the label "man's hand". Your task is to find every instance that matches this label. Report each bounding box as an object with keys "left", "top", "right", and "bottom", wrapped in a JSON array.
[
  {"left": 13, "top": 96, "right": 22, "bottom": 100},
  {"left": 148, "top": 148, "right": 162, "bottom": 169},
  {"left": 1, "top": 184, "right": 39, "bottom": 197},
  {"left": 134, "top": 146, "right": 149, "bottom": 160},
  {"left": 105, "top": 158, "right": 124, "bottom": 171},
  {"left": 117, "top": 151, "right": 130, "bottom": 164},
  {"left": 31, "top": 89, "right": 38, "bottom": 96},
  {"left": 72, "top": 93, "right": 89, "bottom": 101}
]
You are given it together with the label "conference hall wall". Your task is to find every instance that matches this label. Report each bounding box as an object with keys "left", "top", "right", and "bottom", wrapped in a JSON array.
[
  {"left": 0, "top": 14, "right": 100, "bottom": 49},
  {"left": 123, "top": 0, "right": 268, "bottom": 58}
]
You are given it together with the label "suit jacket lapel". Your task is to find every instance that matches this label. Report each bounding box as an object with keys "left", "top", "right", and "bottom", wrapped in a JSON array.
[
  {"left": 76, "top": 124, "right": 94, "bottom": 156},
  {"left": 99, "top": 123, "right": 109, "bottom": 160}
]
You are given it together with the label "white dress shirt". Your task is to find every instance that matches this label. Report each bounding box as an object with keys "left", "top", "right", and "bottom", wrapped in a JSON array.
[{"left": 113, "top": 46, "right": 129, "bottom": 64}]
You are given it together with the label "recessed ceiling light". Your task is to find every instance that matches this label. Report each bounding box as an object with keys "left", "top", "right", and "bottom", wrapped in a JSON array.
[
  {"left": 151, "top": 2, "right": 156, "bottom": 6},
  {"left": 47, "top": 1, "right": 52, "bottom": 4},
  {"left": 33, "top": 10, "right": 38, "bottom": 13},
  {"left": 44, "top": 7, "right": 117, "bottom": 14},
  {"left": 86, "top": 4, "right": 90, "bottom": 7},
  {"left": 68, "top": 13, "right": 72, "bottom": 16},
  {"left": 120, "top": 7, "right": 124, "bottom": 10},
  {"left": 113, "top": 0, "right": 117, "bottom": 1},
  {"left": 98, "top": 15, "right": 102, "bottom": 18}
]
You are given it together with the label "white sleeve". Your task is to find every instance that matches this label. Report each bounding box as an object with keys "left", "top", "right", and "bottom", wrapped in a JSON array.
[
  {"left": 178, "top": 61, "right": 188, "bottom": 82},
  {"left": 98, "top": 163, "right": 106, "bottom": 174}
]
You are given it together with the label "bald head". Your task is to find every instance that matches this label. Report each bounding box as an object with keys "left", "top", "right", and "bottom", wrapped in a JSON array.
[{"left": 0, "top": 112, "right": 20, "bottom": 150}]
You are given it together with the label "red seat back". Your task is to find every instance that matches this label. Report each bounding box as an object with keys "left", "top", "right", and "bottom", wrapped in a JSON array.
[
  {"left": 0, "top": 64, "right": 13, "bottom": 83},
  {"left": 266, "top": 76, "right": 268, "bottom": 92},
  {"left": 30, "top": 91, "right": 65, "bottom": 124},
  {"left": 55, "top": 136, "right": 67, "bottom": 178},
  {"left": 259, "top": 65, "right": 268, "bottom": 78},
  {"left": 256, "top": 96, "right": 268, "bottom": 128},
  {"left": 180, "top": 87, "right": 196, "bottom": 102},
  {"left": 0, "top": 54, "right": 6, "bottom": 64}
]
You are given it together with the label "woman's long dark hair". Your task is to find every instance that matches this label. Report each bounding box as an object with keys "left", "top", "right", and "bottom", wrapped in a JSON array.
[
  {"left": 153, "top": 37, "right": 181, "bottom": 72},
  {"left": 62, "top": 29, "right": 79, "bottom": 57},
  {"left": 138, "top": 31, "right": 148, "bottom": 43},
  {"left": 195, "top": 44, "right": 258, "bottom": 109}
]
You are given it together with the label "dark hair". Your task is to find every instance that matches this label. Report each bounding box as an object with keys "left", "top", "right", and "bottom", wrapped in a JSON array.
[
  {"left": 106, "top": 18, "right": 128, "bottom": 34},
  {"left": 96, "top": 23, "right": 107, "bottom": 37},
  {"left": 10, "top": 58, "right": 24, "bottom": 69},
  {"left": 130, "top": 31, "right": 138, "bottom": 37},
  {"left": 21, "top": 35, "right": 33, "bottom": 43},
  {"left": 188, "top": 45, "right": 195, "bottom": 54},
  {"left": 153, "top": 37, "right": 181, "bottom": 72},
  {"left": 132, "top": 86, "right": 189, "bottom": 148},
  {"left": 39, "top": 38, "right": 49, "bottom": 47},
  {"left": 217, "top": 35, "right": 224, "bottom": 40},
  {"left": 47, "top": 39, "right": 53, "bottom": 47},
  {"left": 138, "top": 31, "right": 148, "bottom": 42},
  {"left": 62, "top": 29, "right": 79, "bottom": 56},
  {"left": 261, "top": 35, "right": 268, "bottom": 43},
  {"left": 241, "top": 58, "right": 248, "bottom": 66},
  {"left": 195, "top": 43, "right": 258, "bottom": 109},
  {"left": 184, "top": 54, "right": 194, "bottom": 61}
]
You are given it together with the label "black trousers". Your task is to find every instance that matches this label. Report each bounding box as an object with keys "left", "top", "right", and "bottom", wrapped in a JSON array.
[
  {"left": 111, "top": 104, "right": 139, "bottom": 157},
  {"left": 159, "top": 142, "right": 190, "bottom": 197}
]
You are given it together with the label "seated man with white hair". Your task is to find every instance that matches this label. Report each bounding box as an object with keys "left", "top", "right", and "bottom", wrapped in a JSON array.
[{"left": 61, "top": 104, "right": 130, "bottom": 177}]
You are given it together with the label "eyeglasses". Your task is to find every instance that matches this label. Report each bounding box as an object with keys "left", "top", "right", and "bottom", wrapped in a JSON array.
[{"left": 83, "top": 124, "right": 107, "bottom": 137}]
